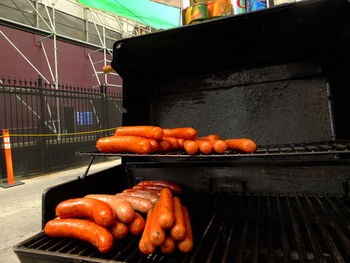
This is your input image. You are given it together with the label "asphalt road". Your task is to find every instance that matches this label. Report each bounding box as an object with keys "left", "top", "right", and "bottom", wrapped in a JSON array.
[{"left": 0, "top": 159, "right": 120, "bottom": 263}]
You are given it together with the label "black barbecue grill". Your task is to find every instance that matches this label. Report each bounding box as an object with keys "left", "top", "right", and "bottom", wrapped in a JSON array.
[
  {"left": 13, "top": 0, "right": 350, "bottom": 262},
  {"left": 15, "top": 194, "right": 350, "bottom": 263}
]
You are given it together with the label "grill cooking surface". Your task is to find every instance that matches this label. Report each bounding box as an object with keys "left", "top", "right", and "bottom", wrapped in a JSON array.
[
  {"left": 15, "top": 195, "right": 350, "bottom": 263},
  {"left": 78, "top": 140, "right": 350, "bottom": 158}
]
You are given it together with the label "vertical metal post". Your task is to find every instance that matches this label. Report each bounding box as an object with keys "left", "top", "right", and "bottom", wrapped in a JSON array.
[
  {"left": 84, "top": 8, "right": 89, "bottom": 42},
  {"left": 35, "top": 0, "right": 39, "bottom": 28},
  {"left": 102, "top": 26, "right": 108, "bottom": 85},
  {"left": 38, "top": 77, "right": 47, "bottom": 172},
  {"left": 52, "top": 5, "right": 61, "bottom": 140},
  {"left": 100, "top": 84, "right": 108, "bottom": 137}
]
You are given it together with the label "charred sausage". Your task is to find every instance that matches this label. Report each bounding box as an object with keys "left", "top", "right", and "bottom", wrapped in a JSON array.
[{"left": 55, "top": 198, "right": 115, "bottom": 227}]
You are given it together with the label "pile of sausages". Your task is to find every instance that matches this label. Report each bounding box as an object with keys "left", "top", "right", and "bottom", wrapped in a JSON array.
[
  {"left": 96, "top": 126, "right": 257, "bottom": 155},
  {"left": 44, "top": 181, "right": 192, "bottom": 255},
  {"left": 137, "top": 184, "right": 192, "bottom": 254}
]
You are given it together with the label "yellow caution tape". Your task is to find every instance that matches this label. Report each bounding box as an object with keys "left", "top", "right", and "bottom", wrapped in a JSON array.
[{"left": 0, "top": 127, "right": 118, "bottom": 139}]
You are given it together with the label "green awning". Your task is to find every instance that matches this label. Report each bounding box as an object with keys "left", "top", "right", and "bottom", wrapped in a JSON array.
[{"left": 77, "top": 0, "right": 181, "bottom": 29}]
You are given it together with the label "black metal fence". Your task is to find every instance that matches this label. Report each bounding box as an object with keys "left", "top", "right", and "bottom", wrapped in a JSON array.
[{"left": 0, "top": 76, "right": 122, "bottom": 181}]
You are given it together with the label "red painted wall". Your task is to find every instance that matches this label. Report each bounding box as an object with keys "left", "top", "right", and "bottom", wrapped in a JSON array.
[{"left": 0, "top": 25, "right": 122, "bottom": 92}]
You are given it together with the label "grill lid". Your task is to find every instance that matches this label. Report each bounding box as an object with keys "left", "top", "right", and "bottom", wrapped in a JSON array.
[{"left": 111, "top": 0, "right": 349, "bottom": 80}]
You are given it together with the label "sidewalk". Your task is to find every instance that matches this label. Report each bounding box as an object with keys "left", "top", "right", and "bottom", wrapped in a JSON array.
[{"left": 0, "top": 159, "right": 121, "bottom": 263}]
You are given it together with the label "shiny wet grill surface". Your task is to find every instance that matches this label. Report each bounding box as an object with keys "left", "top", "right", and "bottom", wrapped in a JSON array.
[{"left": 15, "top": 194, "right": 350, "bottom": 263}]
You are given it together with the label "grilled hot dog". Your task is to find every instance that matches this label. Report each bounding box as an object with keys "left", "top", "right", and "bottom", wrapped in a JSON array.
[
  {"left": 163, "top": 128, "right": 197, "bottom": 140},
  {"left": 55, "top": 198, "right": 115, "bottom": 227},
  {"left": 225, "top": 139, "right": 257, "bottom": 153},
  {"left": 96, "top": 136, "right": 151, "bottom": 154},
  {"left": 45, "top": 218, "right": 113, "bottom": 253},
  {"left": 114, "top": 126, "right": 163, "bottom": 141},
  {"left": 85, "top": 194, "right": 134, "bottom": 223}
]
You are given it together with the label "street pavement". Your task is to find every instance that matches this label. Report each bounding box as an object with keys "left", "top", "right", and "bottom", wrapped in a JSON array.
[{"left": 0, "top": 159, "right": 121, "bottom": 263}]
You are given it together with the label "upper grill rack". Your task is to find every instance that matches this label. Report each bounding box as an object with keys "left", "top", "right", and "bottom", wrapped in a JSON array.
[{"left": 77, "top": 140, "right": 350, "bottom": 158}]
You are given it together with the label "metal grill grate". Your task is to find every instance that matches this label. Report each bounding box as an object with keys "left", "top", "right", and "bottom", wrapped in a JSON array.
[
  {"left": 15, "top": 195, "right": 350, "bottom": 263},
  {"left": 77, "top": 140, "right": 350, "bottom": 159}
]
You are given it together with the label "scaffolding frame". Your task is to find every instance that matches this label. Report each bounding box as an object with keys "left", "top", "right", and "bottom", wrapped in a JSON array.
[{"left": 0, "top": 0, "right": 147, "bottom": 134}]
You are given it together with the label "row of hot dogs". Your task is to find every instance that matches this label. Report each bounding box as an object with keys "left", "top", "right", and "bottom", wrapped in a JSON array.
[
  {"left": 96, "top": 126, "right": 257, "bottom": 154},
  {"left": 44, "top": 181, "right": 191, "bottom": 255}
]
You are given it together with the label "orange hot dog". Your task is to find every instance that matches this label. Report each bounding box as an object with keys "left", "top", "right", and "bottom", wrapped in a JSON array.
[
  {"left": 158, "top": 140, "right": 171, "bottom": 152},
  {"left": 162, "top": 137, "right": 180, "bottom": 150},
  {"left": 196, "top": 140, "right": 213, "bottom": 154},
  {"left": 139, "top": 208, "right": 156, "bottom": 254},
  {"left": 116, "top": 192, "right": 159, "bottom": 204},
  {"left": 55, "top": 198, "right": 115, "bottom": 227},
  {"left": 114, "top": 126, "right": 163, "bottom": 141},
  {"left": 149, "top": 139, "right": 160, "bottom": 153},
  {"left": 133, "top": 185, "right": 165, "bottom": 192},
  {"left": 116, "top": 195, "right": 153, "bottom": 214},
  {"left": 225, "top": 139, "right": 257, "bottom": 153},
  {"left": 198, "top": 134, "right": 221, "bottom": 141},
  {"left": 138, "top": 181, "right": 182, "bottom": 195},
  {"left": 149, "top": 202, "right": 166, "bottom": 246},
  {"left": 163, "top": 128, "right": 197, "bottom": 140},
  {"left": 96, "top": 136, "right": 151, "bottom": 154},
  {"left": 171, "top": 197, "right": 186, "bottom": 241},
  {"left": 178, "top": 206, "right": 193, "bottom": 253},
  {"left": 85, "top": 194, "right": 134, "bottom": 223},
  {"left": 184, "top": 140, "right": 199, "bottom": 155},
  {"left": 129, "top": 212, "right": 145, "bottom": 235},
  {"left": 123, "top": 189, "right": 161, "bottom": 197},
  {"left": 45, "top": 218, "right": 113, "bottom": 253},
  {"left": 161, "top": 236, "right": 176, "bottom": 254},
  {"left": 158, "top": 188, "right": 175, "bottom": 229},
  {"left": 209, "top": 140, "right": 228, "bottom": 154},
  {"left": 110, "top": 220, "right": 128, "bottom": 239},
  {"left": 177, "top": 138, "right": 185, "bottom": 149}
]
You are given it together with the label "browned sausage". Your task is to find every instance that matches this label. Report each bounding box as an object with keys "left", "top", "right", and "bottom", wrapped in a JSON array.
[
  {"left": 44, "top": 218, "right": 113, "bottom": 253},
  {"left": 85, "top": 194, "right": 134, "bottom": 223},
  {"left": 116, "top": 192, "right": 159, "bottom": 204},
  {"left": 96, "top": 136, "right": 151, "bottom": 154},
  {"left": 55, "top": 198, "right": 115, "bottom": 227},
  {"left": 138, "top": 181, "right": 182, "bottom": 195},
  {"left": 209, "top": 140, "right": 228, "bottom": 154},
  {"left": 184, "top": 140, "right": 199, "bottom": 155},
  {"left": 196, "top": 140, "right": 213, "bottom": 154},
  {"left": 110, "top": 220, "right": 128, "bottom": 239},
  {"left": 117, "top": 195, "right": 153, "bottom": 213},
  {"left": 161, "top": 236, "right": 176, "bottom": 254},
  {"left": 148, "top": 139, "right": 160, "bottom": 153},
  {"left": 114, "top": 126, "right": 163, "bottom": 141},
  {"left": 197, "top": 134, "right": 221, "bottom": 141},
  {"left": 149, "top": 202, "right": 166, "bottom": 246},
  {"left": 162, "top": 137, "right": 180, "bottom": 150},
  {"left": 177, "top": 138, "right": 185, "bottom": 149},
  {"left": 178, "top": 206, "right": 193, "bottom": 253},
  {"left": 163, "top": 128, "right": 197, "bottom": 140},
  {"left": 225, "top": 139, "right": 257, "bottom": 153},
  {"left": 158, "top": 140, "right": 171, "bottom": 152},
  {"left": 139, "top": 208, "right": 156, "bottom": 254},
  {"left": 158, "top": 188, "right": 175, "bottom": 229},
  {"left": 123, "top": 188, "right": 161, "bottom": 197},
  {"left": 171, "top": 197, "right": 186, "bottom": 241},
  {"left": 129, "top": 212, "right": 145, "bottom": 235},
  {"left": 133, "top": 185, "right": 165, "bottom": 191}
]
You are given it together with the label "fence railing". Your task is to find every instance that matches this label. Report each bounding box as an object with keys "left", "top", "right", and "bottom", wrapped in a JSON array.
[{"left": 0, "top": 76, "right": 122, "bottom": 181}]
